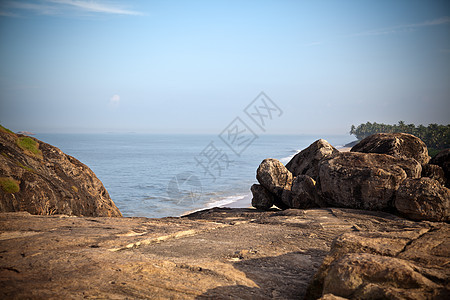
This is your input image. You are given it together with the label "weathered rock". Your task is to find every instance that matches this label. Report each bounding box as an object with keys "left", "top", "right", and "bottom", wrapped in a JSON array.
[
  {"left": 1, "top": 208, "right": 443, "bottom": 299},
  {"left": 395, "top": 177, "right": 450, "bottom": 222},
  {"left": 306, "top": 223, "right": 449, "bottom": 300},
  {"left": 323, "top": 253, "right": 439, "bottom": 299},
  {"left": 318, "top": 152, "right": 421, "bottom": 210},
  {"left": 421, "top": 163, "right": 446, "bottom": 186},
  {"left": 256, "top": 158, "right": 293, "bottom": 198},
  {"left": 0, "top": 129, "right": 122, "bottom": 217},
  {"left": 281, "top": 175, "right": 320, "bottom": 209},
  {"left": 430, "top": 148, "right": 450, "bottom": 188},
  {"left": 251, "top": 184, "right": 275, "bottom": 210},
  {"left": 286, "top": 139, "right": 339, "bottom": 179},
  {"left": 351, "top": 133, "right": 430, "bottom": 164}
]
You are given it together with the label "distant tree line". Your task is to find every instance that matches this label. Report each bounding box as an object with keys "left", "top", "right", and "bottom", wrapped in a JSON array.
[{"left": 350, "top": 121, "right": 450, "bottom": 149}]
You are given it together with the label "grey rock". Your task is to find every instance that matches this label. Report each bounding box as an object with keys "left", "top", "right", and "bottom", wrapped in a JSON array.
[
  {"left": 286, "top": 139, "right": 339, "bottom": 179},
  {"left": 395, "top": 177, "right": 450, "bottom": 222},
  {"left": 351, "top": 133, "right": 430, "bottom": 165},
  {"left": 318, "top": 152, "right": 421, "bottom": 210}
]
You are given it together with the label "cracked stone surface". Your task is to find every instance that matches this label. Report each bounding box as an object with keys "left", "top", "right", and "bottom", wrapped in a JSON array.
[{"left": 0, "top": 208, "right": 447, "bottom": 299}]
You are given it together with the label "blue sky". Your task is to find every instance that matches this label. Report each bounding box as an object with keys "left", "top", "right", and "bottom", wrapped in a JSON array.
[{"left": 0, "top": 0, "right": 449, "bottom": 134}]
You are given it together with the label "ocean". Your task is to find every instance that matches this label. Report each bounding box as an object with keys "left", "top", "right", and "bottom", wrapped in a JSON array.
[{"left": 35, "top": 133, "right": 352, "bottom": 218}]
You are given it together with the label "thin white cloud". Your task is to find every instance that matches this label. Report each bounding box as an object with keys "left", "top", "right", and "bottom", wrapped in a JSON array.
[
  {"left": 48, "top": 0, "right": 142, "bottom": 16},
  {"left": 4, "top": 1, "right": 59, "bottom": 15},
  {"left": 1, "top": 0, "right": 142, "bottom": 17},
  {"left": 348, "top": 16, "right": 450, "bottom": 38},
  {"left": 304, "top": 17, "right": 450, "bottom": 47}
]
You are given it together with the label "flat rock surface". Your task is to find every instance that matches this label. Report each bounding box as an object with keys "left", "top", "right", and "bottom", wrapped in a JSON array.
[{"left": 0, "top": 208, "right": 445, "bottom": 299}]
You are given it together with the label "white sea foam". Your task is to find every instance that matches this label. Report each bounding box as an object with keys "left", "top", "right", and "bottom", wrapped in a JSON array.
[
  {"left": 205, "top": 194, "right": 248, "bottom": 208},
  {"left": 278, "top": 149, "right": 302, "bottom": 165},
  {"left": 181, "top": 193, "right": 252, "bottom": 216}
]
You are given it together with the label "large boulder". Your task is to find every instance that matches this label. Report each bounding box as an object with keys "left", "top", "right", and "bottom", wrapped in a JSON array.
[
  {"left": 256, "top": 158, "right": 293, "bottom": 198},
  {"left": 421, "top": 163, "right": 446, "bottom": 186},
  {"left": 251, "top": 184, "right": 275, "bottom": 210},
  {"left": 395, "top": 178, "right": 449, "bottom": 222},
  {"left": 430, "top": 148, "right": 450, "bottom": 188},
  {"left": 0, "top": 128, "right": 122, "bottom": 217},
  {"left": 306, "top": 227, "right": 450, "bottom": 300},
  {"left": 318, "top": 152, "right": 421, "bottom": 210},
  {"left": 323, "top": 253, "right": 438, "bottom": 299},
  {"left": 281, "top": 175, "right": 320, "bottom": 209},
  {"left": 286, "top": 139, "right": 339, "bottom": 179},
  {"left": 351, "top": 133, "right": 430, "bottom": 165}
]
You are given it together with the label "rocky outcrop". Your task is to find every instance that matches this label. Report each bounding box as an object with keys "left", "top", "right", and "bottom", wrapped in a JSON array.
[
  {"left": 251, "top": 133, "right": 449, "bottom": 222},
  {"left": 0, "top": 128, "right": 122, "bottom": 217},
  {"left": 430, "top": 148, "right": 450, "bottom": 188},
  {"left": 421, "top": 163, "right": 446, "bottom": 186},
  {"left": 395, "top": 178, "right": 450, "bottom": 222},
  {"left": 350, "top": 132, "right": 430, "bottom": 164},
  {"left": 306, "top": 224, "right": 449, "bottom": 299},
  {"left": 318, "top": 152, "right": 421, "bottom": 210},
  {"left": 2, "top": 207, "right": 447, "bottom": 299},
  {"left": 286, "top": 139, "right": 338, "bottom": 179}
]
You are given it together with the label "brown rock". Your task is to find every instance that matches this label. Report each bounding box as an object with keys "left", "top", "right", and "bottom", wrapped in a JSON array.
[
  {"left": 0, "top": 130, "right": 122, "bottom": 217},
  {"left": 430, "top": 148, "right": 450, "bottom": 188},
  {"left": 306, "top": 222, "right": 449, "bottom": 300},
  {"left": 281, "top": 175, "right": 320, "bottom": 209},
  {"left": 323, "top": 253, "right": 438, "bottom": 298},
  {"left": 351, "top": 133, "right": 430, "bottom": 164},
  {"left": 395, "top": 178, "right": 450, "bottom": 222},
  {"left": 421, "top": 163, "right": 446, "bottom": 186},
  {"left": 286, "top": 139, "right": 339, "bottom": 179},
  {"left": 318, "top": 152, "right": 421, "bottom": 211},
  {"left": 256, "top": 158, "right": 293, "bottom": 198},
  {"left": 251, "top": 184, "right": 275, "bottom": 210},
  {"left": 1, "top": 208, "right": 441, "bottom": 299}
]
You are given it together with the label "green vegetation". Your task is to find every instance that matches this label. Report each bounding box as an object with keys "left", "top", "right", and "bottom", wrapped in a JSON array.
[
  {"left": 0, "top": 125, "right": 14, "bottom": 134},
  {"left": 350, "top": 121, "right": 450, "bottom": 150},
  {"left": 16, "top": 137, "right": 43, "bottom": 158},
  {"left": 0, "top": 177, "right": 20, "bottom": 193},
  {"left": 17, "top": 162, "right": 34, "bottom": 172}
]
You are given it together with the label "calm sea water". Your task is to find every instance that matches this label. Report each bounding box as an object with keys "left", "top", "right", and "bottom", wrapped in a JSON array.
[{"left": 35, "top": 133, "right": 352, "bottom": 218}]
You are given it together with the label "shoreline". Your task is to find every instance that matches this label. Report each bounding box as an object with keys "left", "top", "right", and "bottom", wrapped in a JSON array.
[{"left": 184, "top": 145, "right": 352, "bottom": 215}]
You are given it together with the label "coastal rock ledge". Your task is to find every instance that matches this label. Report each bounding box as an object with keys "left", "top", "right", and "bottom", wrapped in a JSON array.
[
  {"left": 1, "top": 208, "right": 448, "bottom": 299},
  {"left": 0, "top": 128, "right": 122, "bottom": 217}
]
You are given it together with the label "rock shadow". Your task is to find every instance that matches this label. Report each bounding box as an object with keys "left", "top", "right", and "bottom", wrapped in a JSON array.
[{"left": 196, "top": 250, "right": 328, "bottom": 299}]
